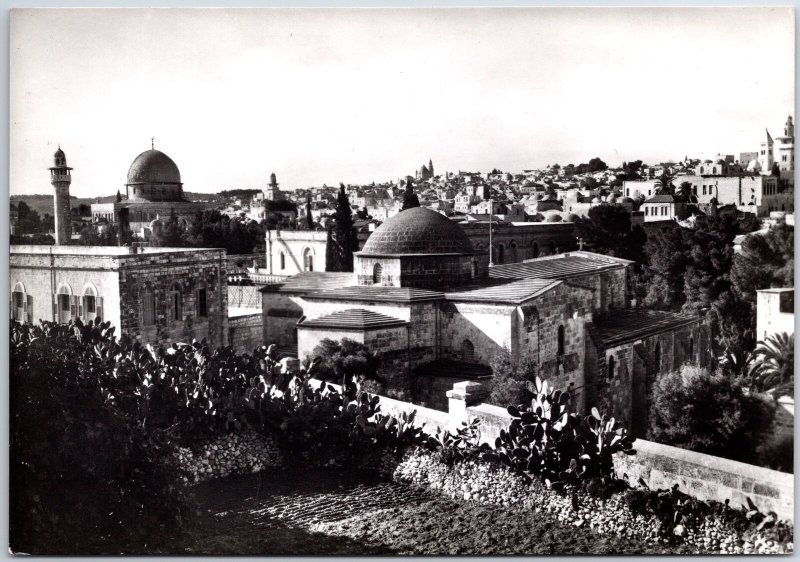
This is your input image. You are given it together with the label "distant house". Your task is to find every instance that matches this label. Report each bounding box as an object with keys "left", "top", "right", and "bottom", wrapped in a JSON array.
[
  {"left": 756, "top": 288, "right": 794, "bottom": 340},
  {"left": 641, "top": 195, "right": 688, "bottom": 222}
]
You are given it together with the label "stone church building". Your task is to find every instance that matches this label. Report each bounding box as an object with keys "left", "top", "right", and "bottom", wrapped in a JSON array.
[{"left": 261, "top": 207, "right": 708, "bottom": 436}]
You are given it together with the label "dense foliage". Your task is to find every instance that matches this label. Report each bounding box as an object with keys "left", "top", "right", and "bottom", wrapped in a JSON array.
[
  {"left": 10, "top": 320, "right": 191, "bottom": 554},
  {"left": 483, "top": 377, "right": 635, "bottom": 486},
  {"left": 647, "top": 365, "right": 775, "bottom": 465},
  {"left": 574, "top": 204, "right": 647, "bottom": 265},
  {"left": 309, "top": 338, "right": 384, "bottom": 394},
  {"left": 401, "top": 179, "right": 421, "bottom": 210},
  {"left": 488, "top": 348, "right": 535, "bottom": 407}
]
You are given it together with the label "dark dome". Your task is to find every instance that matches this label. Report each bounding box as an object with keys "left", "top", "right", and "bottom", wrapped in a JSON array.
[
  {"left": 360, "top": 207, "right": 473, "bottom": 255},
  {"left": 546, "top": 213, "right": 563, "bottom": 223},
  {"left": 126, "top": 149, "right": 181, "bottom": 185}
]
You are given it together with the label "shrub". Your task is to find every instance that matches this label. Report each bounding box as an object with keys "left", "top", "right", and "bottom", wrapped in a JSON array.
[
  {"left": 487, "top": 348, "right": 535, "bottom": 407},
  {"left": 10, "top": 320, "right": 191, "bottom": 554},
  {"left": 482, "top": 377, "right": 635, "bottom": 486},
  {"left": 648, "top": 365, "right": 775, "bottom": 465}
]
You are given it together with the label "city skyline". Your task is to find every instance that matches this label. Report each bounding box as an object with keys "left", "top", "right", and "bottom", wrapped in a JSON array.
[{"left": 10, "top": 7, "right": 794, "bottom": 197}]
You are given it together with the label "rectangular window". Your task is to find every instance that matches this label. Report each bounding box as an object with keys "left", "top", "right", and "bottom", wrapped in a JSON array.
[
  {"left": 779, "top": 292, "right": 794, "bottom": 313},
  {"left": 198, "top": 288, "right": 208, "bottom": 317},
  {"left": 84, "top": 295, "right": 96, "bottom": 315},
  {"left": 142, "top": 292, "right": 156, "bottom": 326},
  {"left": 58, "top": 294, "right": 71, "bottom": 324}
]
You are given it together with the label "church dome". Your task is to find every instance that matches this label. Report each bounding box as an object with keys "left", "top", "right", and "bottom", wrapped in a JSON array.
[
  {"left": 360, "top": 207, "right": 473, "bottom": 255},
  {"left": 127, "top": 149, "right": 182, "bottom": 185}
]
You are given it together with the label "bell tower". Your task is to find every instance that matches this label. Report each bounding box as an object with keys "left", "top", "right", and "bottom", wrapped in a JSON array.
[{"left": 49, "top": 146, "right": 73, "bottom": 245}]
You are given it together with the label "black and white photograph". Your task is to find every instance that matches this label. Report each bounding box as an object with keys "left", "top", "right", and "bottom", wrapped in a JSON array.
[{"left": 8, "top": 6, "right": 795, "bottom": 555}]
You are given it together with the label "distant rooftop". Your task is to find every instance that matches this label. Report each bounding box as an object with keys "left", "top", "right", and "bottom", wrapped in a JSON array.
[{"left": 594, "top": 309, "right": 697, "bottom": 347}]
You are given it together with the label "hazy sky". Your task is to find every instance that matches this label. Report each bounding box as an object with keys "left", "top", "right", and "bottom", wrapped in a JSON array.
[{"left": 10, "top": 7, "right": 794, "bottom": 197}]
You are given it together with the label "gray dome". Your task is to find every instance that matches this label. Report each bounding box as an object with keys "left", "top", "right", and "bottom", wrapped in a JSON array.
[{"left": 360, "top": 207, "right": 473, "bottom": 255}]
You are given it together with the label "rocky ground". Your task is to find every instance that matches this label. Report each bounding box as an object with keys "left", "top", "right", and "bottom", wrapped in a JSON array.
[{"left": 167, "top": 470, "right": 699, "bottom": 555}]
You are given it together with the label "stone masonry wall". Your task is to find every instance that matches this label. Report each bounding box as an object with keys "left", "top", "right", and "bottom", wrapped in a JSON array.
[
  {"left": 228, "top": 313, "right": 264, "bottom": 354},
  {"left": 118, "top": 249, "right": 228, "bottom": 348}
]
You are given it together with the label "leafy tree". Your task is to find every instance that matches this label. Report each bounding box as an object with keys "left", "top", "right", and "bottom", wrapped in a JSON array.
[
  {"left": 150, "top": 209, "right": 188, "bottom": 248},
  {"left": 643, "top": 224, "right": 691, "bottom": 310},
  {"left": 401, "top": 179, "right": 420, "bottom": 211},
  {"left": 356, "top": 207, "right": 371, "bottom": 220},
  {"left": 752, "top": 332, "right": 794, "bottom": 395},
  {"left": 648, "top": 364, "right": 774, "bottom": 465},
  {"left": 681, "top": 214, "right": 738, "bottom": 317},
  {"left": 77, "top": 223, "right": 126, "bottom": 246},
  {"left": 573, "top": 204, "right": 647, "bottom": 264},
  {"left": 183, "top": 210, "right": 264, "bottom": 254},
  {"left": 771, "top": 163, "right": 781, "bottom": 177},
  {"left": 15, "top": 201, "right": 43, "bottom": 234},
  {"left": 676, "top": 181, "right": 694, "bottom": 202},
  {"left": 488, "top": 348, "right": 536, "bottom": 407},
  {"left": 325, "top": 184, "right": 357, "bottom": 272},
  {"left": 655, "top": 170, "right": 674, "bottom": 195},
  {"left": 309, "top": 338, "right": 384, "bottom": 394}
]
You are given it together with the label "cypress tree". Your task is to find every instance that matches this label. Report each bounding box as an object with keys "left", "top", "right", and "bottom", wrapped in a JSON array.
[
  {"left": 327, "top": 183, "right": 356, "bottom": 271},
  {"left": 305, "top": 194, "right": 314, "bottom": 229},
  {"left": 401, "top": 179, "right": 420, "bottom": 211}
]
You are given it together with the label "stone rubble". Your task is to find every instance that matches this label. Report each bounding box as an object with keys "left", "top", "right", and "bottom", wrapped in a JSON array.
[{"left": 173, "top": 431, "right": 282, "bottom": 483}]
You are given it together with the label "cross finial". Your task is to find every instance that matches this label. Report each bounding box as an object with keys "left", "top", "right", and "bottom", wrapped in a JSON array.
[
  {"left": 577, "top": 237, "right": 584, "bottom": 251},
  {"left": 151, "top": 137, "right": 155, "bottom": 150}
]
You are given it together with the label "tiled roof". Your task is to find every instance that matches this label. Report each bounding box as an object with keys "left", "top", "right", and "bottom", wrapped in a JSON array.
[
  {"left": 259, "top": 272, "right": 355, "bottom": 294},
  {"left": 644, "top": 195, "right": 679, "bottom": 203},
  {"left": 304, "top": 285, "right": 445, "bottom": 303},
  {"left": 488, "top": 254, "right": 626, "bottom": 280},
  {"left": 445, "top": 278, "right": 562, "bottom": 304},
  {"left": 594, "top": 309, "right": 698, "bottom": 347},
  {"left": 413, "top": 359, "right": 492, "bottom": 379},
  {"left": 299, "top": 309, "right": 408, "bottom": 330}
]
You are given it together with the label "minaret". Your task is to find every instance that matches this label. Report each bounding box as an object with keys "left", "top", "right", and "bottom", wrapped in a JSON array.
[
  {"left": 785, "top": 116, "right": 794, "bottom": 139},
  {"left": 49, "top": 146, "right": 73, "bottom": 245}
]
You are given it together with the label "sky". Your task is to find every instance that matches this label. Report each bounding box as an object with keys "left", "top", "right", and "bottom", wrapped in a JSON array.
[{"left": 9, "top": 7, "right": 795, "bottom": 197}]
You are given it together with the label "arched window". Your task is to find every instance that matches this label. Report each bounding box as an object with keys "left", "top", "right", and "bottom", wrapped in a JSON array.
[
  {"left": 550, "top": 240, "right": 557, "bottom": 254},
  {"left": 280, "top": 252, "right": 286, "bottom": 270},
  {"left": 607, "top": 355, "right": 616, "bottom": 380},
  {"left": 196, "top": 281, "right": 208, "bottom": 318},
  {"left": 510, "top": 241, "right": 518, "bottom": 263},
  {"left": 471, "top": 258, "right": 478, "bottom": 279},
  {"left": 557, "top": 325, "right": 565, "bottom": 355},
  {"left": 654, "top": 342, "right": 662, "bottom": 373},
  {"left": 11, "top": 282, "right": 28, "bottom": 323},
  {"left": 372, "top": 263, "right": 383, "bottom": 284},
  {"left": 142, "top": 286, "right": 156, "bottom": 326},
  {"left": 169, "top": 282, "right": 183, "bottom": 322},
  {"left": 461, "top": 339, "right": 475, "bottom": 362},
  {"left": 688, "top": 336, "right": 694, "bottom": 360},
  {"left": 533, "top": 242, "right": 539, "bottom": 259},
  {"left": 497, "top": 244, "right": 505, "bottom": 264},
  {"left": 303, "top": 248, "right": 314, "bottom": 272},
  {"left": 56, "top": 284, "right": 73, "bottom": 324}
]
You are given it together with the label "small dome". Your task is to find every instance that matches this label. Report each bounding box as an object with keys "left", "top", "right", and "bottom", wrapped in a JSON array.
[
  {"left": 54, "top": 147, "right": 65, "bottom": 159},
  {"left": 546, "top": 214, "right": 563, "bottom": 223},
  {"left": 620, "top": 196, "right": 634, "bottom": 203},
  {"left": 566, "top": 213, "right": 580, "bottom": 222},
  {"left": 127, "top": 149, "right": 181, "bottom": 185},
  {"left": 360, "top": 207, "right": 473, "bottom": 255}
]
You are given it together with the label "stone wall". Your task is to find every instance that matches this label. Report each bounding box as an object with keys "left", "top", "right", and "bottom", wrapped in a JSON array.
[
  {"left": 228, "top": 312, "right": 263, "bottom": 353},
  {"left": 262, "top": 291, "right": 304, "bottom": 350},
  {"left": 118, "top": 249, "right": 228, "bottom": 348},
  {"left": 613, "top": 439, "right": 794, "bottom": 522}
]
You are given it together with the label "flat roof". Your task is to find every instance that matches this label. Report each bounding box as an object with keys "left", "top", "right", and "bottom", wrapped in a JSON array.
[
  {"left": 10, "top": 245, "right": 224, "bottom": 256},
  {"left": 757, "top": 288, "right": 794, "bottom": 294}
]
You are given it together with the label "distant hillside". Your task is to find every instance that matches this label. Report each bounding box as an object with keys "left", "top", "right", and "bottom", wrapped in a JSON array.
[{"left": 11, "top": 191, "right": 224, "bottom": 216}]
